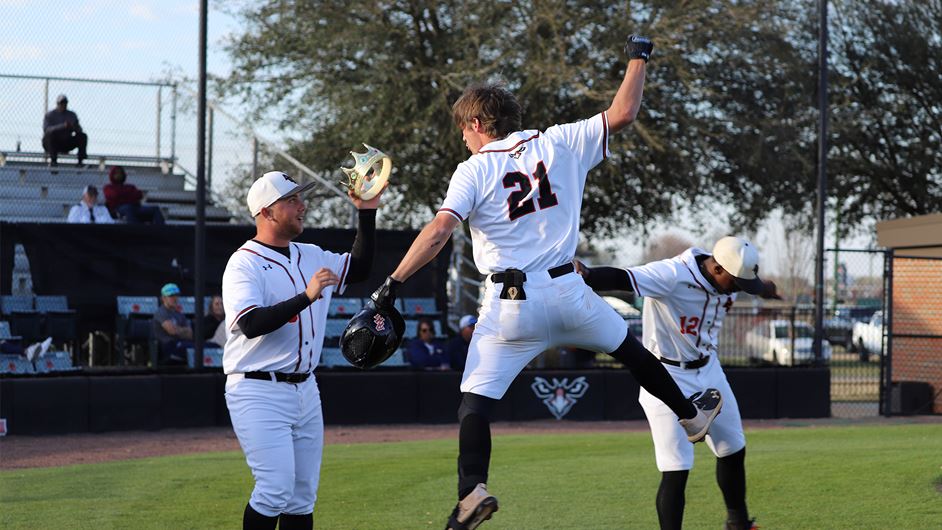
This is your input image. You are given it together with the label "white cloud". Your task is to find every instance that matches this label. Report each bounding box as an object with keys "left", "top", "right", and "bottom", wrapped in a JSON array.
[
  {"left": 0, "top": 44, "right": 43, "bottom": 61},
  {"left": 130, "top": 1, "right": 158, "bottom": 21}
]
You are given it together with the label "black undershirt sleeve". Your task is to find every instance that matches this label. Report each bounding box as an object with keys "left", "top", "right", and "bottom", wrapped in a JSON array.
[
  {"left": 344, "top": 209, "right": 376, "bottom": 284},
  {"left": 237, "top": 293, "right": 312, "bottom": 339},
  {"left": 583, "top": 266, "right": 634, "bottom": 292}
]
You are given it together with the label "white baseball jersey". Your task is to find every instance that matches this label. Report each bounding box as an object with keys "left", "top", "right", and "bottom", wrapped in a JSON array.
[
  {"left": 221, "top": 239, "right": 350, "bottom": 374},
  {"left": 439, "top": 112, "right": 610, "bottom": 274},
  {"left": 629, "top": 247, "right": 746, "bottom": 470},
  {"left": 626, "top": 247, "right": 737, "bottom": 363}
]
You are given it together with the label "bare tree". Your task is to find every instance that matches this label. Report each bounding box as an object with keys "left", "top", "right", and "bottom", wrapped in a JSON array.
[{"left": 641, "top": 232, "right": 695, "bottom": 263}]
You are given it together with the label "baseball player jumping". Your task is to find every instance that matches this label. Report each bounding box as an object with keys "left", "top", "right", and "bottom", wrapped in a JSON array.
[
  {"left": 577, "top": 236, "right": 781, "bottom": 530},
  {"left": 221, "top": 170, "right": 385, "bottom": 530},
  {"left": 367, "top": 36, "right": 722, "bottom": 530}
]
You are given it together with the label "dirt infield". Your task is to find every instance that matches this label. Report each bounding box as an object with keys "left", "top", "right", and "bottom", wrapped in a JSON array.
[{"left": 2, "top": 416, "right": 939, "bottom": 470}]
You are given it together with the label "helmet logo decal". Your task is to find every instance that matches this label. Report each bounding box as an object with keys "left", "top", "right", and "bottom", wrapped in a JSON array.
[
  {"left": 373, "top": 313, "right": 386, "bottom": 331},
  {"left": 530, "top": 376, "right": 589, "bottom": 420}
]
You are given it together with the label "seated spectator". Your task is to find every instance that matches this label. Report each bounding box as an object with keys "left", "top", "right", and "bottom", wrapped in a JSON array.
[
  {"left": 444, "top": 314, "right": 475, "bottom": 372},
  {"left": 154, "top": 283, "right": 193, "bottom": 365},
  {"left": 204, "top": 295, "right": 226, "bottom": 346},
  {"left": 42, "top": 94, "right": 87, "bottom": 168},
  {"left": 406, "top": 317, "right": 447, "bottom": 370},
  {"left": 104, "top": 166, "right": 166, "bottom": 225},
  {"left": 67, "top": 185, "right": 115, "bottom": 224}
]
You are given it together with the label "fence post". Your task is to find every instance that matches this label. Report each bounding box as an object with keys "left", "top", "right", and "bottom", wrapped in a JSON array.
[
  {"left": 170, "top": 84, "right": 178, "bottom": 170},
  {"left": 790, "top": 305, "right": 797, "bottom": 367},
  {"left": 251, "top": 136, "right": 258, "bottom": 179},
  {"left": 883, "top": 249, "right": 894, "bottom": 416},
  {"left": 207, "top": 106, "right": 214, "bottom": 190},
  {"left": 43, "top": 78, "right": 49, "bottom": 114},
  {"left": 156, "top": 86, "right": 162, "bottom": 161}
]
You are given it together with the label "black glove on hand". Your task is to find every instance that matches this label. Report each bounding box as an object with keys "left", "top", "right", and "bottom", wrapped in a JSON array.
[
  {"left": 371, "top": 276, "right": 402, "bottom": 310},
  {"left": 624, "top": 35, "right": 654, "bottom": 62}
]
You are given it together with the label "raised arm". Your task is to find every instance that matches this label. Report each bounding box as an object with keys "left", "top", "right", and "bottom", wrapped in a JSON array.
[{"left": 606, "top": 35, "right": 654, "bottom": 134}]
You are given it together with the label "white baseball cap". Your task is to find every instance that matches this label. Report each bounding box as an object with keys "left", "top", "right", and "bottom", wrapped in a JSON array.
[
  {"left": 712, "top": 236, "right": 764, "bottom": 295},
  {"left": 459, "top": 315, "right": 477, "bottom": 329},
  {"left": 246, "top": 171, "right": 317, "bottom": 217}
]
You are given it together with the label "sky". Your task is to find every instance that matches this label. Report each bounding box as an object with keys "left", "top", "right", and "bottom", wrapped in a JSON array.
[{"left": 0, "top": 0, "right": 879, "bottom": 277}]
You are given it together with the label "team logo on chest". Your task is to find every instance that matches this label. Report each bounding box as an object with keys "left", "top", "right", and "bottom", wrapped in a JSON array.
[
  {"left": 261, "top": 264, "right": 273, "bottom": 271},
  {"left": 531, "top": 376, "right": 589, "bottom": 420},
  {"left": 373, "top": 313, "right": 386, "bottom": 331}
]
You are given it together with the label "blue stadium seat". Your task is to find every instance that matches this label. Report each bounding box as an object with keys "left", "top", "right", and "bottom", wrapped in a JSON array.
[
  {"left": 0, "top": 354, "right": 34, "bottom": 374},
  {"left": 35, "top": 295, "right": 69, "bottom": 313},
  {"left": 325, "top": 318, "right": 349, "bottom": 339},
  {"left": 328, "top": 297, "right": 363, "bottom": 317},
  {"left": 402, "top": 297, "right": 438, "bottom": 316},
  {"left": 178, "top": 296, "right": 210, "bottom": 316},
  {"left": 0, "top": 295, "right": 34, "bottom": 314},
  {"left": 33, "top": 351, "right": 78, "bottom": 373},
  {"left": 382, "top": 349, "right": 407, "bottom": 367},
  {"left": 117, "top": 296, "right": 159, "bottom": 316},
  {"left": 319, "top": 347, "right": 346, "bottom": 368},
  {"left": 0, "top": 321, "right": 21, "bottom": 340},
  {"left": 187, "top": 347, "right": 223, "bottom": 368}
]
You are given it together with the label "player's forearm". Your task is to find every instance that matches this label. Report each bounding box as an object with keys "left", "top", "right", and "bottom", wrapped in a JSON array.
[
  {"left": 345, "top": 209, "right": 376, "bottom": 284},
  {"left": 606, "top": 60, "right": 646, "bottom": 134},
  {"left": 583, "top": 266, "right": 633, "bottom": 292},
  {"left": 237, "top": 293, "right": 312, "bottom": 339},
  {"left": 390, "top": 216, "right": 455, "bottom": 282}
]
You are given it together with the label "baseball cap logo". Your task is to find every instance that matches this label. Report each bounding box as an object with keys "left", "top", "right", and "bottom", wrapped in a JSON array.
[{"left": 282, "top": 173, "right": 298, "bottom": 184}]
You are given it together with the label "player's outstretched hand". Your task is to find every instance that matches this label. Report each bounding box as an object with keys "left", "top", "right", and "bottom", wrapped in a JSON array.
[
  {"left": 370, "top": 275, "right": 402, "bottom": 310},
  {"left": 573, "top": 259, "right": 590, "bottom": 278},
  {"left": 305, "top": 267, "right": 340, "bottom": 301},
  {"left": 624, "top": 35, "right": 654, "bottom": 62},
  {"left": 349, "top": 181, "right": 389, "bottom": 210}
]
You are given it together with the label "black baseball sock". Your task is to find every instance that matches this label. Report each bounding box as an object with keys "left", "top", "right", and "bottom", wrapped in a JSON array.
[
  {"left": 243, "top": 503, "right": 278, "bottom": 530},
  {"left": 457, "top": 412, "right": 492, "bottom": 499},
  {"left": 656, "top": 470, "right": 688, "bottom": 530},
  {"left": 607, "top": 333, "right": 697, "bottom": 419},
  {"left": 717, "top": 448, "right": 749, "bottom": 524},
  {"left": 279, "top": 512, "right": 313, "bottom": 530}
]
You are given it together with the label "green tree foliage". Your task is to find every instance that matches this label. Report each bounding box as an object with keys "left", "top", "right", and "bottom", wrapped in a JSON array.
[
  {"left": 221, "top": 0, "right": 939, "bottom": 235},
  {"left": 829, "top": 0, "right": 942, "bottom": 228}
]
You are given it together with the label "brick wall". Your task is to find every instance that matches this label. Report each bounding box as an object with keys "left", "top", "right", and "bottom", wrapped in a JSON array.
[{"left": 892, "top": 257, "right": 942, "bottom": 413}]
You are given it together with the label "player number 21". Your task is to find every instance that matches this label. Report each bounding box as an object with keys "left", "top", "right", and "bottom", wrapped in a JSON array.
[
  {"left": 679, "top": 316, "right": 700, "bottom": 335},
  {"left": 502, "top": 161, "right": 558, "bottom": 221}
]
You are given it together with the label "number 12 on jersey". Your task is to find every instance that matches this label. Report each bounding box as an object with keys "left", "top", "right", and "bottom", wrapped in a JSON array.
[
  {"left": 502, "top": 161, "right": 558, "bottom": 221},
  {"left": 679, "top": 316, "right": 700, "bottom": 335}
]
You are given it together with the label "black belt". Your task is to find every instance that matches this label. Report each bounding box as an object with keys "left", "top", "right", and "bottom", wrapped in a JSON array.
[
  {"left": 244, "top": 371, "right": 311, "bottom": 383},
  {"left": 659, "top": 356, "right": 710, "bottom": 369},
  {"left": 490, "top": 262, "right": 574, "bottom": 284}
]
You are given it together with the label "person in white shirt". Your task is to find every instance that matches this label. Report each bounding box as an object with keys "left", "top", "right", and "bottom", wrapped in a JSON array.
[
  {"left": 366, "top": 35, "right": 722, "bottom": 530},
  {"left": 577, "top": 236, "right": 781, "bottom": 530},
  {"left": 66, "top": 185, "right": 114, "bottom": 224}
]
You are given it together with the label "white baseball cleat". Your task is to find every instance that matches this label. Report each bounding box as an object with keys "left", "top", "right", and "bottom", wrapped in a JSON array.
[{"left": 679, "top": 388, "right": 723, "bottom": 443}]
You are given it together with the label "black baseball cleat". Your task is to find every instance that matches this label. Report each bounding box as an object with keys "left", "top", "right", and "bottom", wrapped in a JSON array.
[
  {"left": 445, "top": 483, "right": 498, "bottom": 530},
  {"left": 725, "top": 517, "right": 759, "bottom": 529},
  {"left": 678, "top": 388, "right": 723, "bottom": 442}
]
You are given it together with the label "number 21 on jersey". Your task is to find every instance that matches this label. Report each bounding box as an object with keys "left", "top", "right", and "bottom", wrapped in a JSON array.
[
  {"left": 502, "top": 161, "right": 558, "bottom": 221},
  {"left": 679, "top": 316, "right": 700, "bottom": 335}
]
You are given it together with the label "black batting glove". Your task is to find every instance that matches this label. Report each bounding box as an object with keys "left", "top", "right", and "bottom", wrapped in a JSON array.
[
  {"left": 371, "top": 275, "right": 402, "bottom": 310},
  {"left": 624, "top": 35, "right": 654, "bottom": 62}
]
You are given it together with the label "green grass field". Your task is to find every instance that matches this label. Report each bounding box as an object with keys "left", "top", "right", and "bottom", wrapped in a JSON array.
[{"left": 2, "top": 423, "right": 941, "bottom": 529}]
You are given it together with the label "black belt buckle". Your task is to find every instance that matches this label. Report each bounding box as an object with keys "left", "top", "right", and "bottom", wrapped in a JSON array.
[{"left": 497, "top": 268, "right": 527, "bottom": 300}]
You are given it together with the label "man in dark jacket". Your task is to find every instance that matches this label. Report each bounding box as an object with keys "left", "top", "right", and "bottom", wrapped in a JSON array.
[
  {"left": 104, "top": 166, "right": 165, "bottom": 224},
  {"left": 42, "top": 94, "right": 87, "bottom": 167}
]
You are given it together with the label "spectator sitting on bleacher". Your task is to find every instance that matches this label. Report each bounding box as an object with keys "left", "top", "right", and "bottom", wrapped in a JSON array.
[
  {"left": 67, "top": 185, "right": 114, "bottom": 224},
  {"left": 204, "top": 295, "right": 226, "bottom": 346},
  {"left": 104, "top": 166, "right": 165, "bottom": 225},
  {"left": 154, "top": 282, "right": 193, "bottom": 364},
  {"left": 444, "top": 314, "right": 475, "bottom": 372},
  {"left": 406, "top": 317, "right": 448, "bottom": 370},
  {"left": 42, "top": 94, "right": 87, "bottom": 168}
]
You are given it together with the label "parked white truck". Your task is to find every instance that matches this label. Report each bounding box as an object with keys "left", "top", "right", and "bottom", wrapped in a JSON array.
[{"left": 851, "top": 311, "right": 884, "bottom": 362}]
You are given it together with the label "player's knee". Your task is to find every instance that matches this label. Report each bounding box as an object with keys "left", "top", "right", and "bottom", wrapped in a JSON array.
[
  {"left": 252, "top": 473, "right": 296, "bottom": 515},
  {"left": 457, "top": 392, "right": 498, "bottom": 423}
]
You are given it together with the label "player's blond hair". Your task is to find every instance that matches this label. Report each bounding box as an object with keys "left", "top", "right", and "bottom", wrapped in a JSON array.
[{"left": 452, "top": 83, "right": 522, "bottom": 139}]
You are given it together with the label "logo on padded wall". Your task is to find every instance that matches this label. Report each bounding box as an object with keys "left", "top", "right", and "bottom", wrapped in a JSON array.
[{"left": 531, "top": 376, "right": 589, "bottom": 420}]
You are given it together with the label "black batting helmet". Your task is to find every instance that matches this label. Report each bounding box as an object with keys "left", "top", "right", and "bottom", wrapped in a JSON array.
[{"left": 340, "top": 303, "right": 405, "bottom": 369}]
